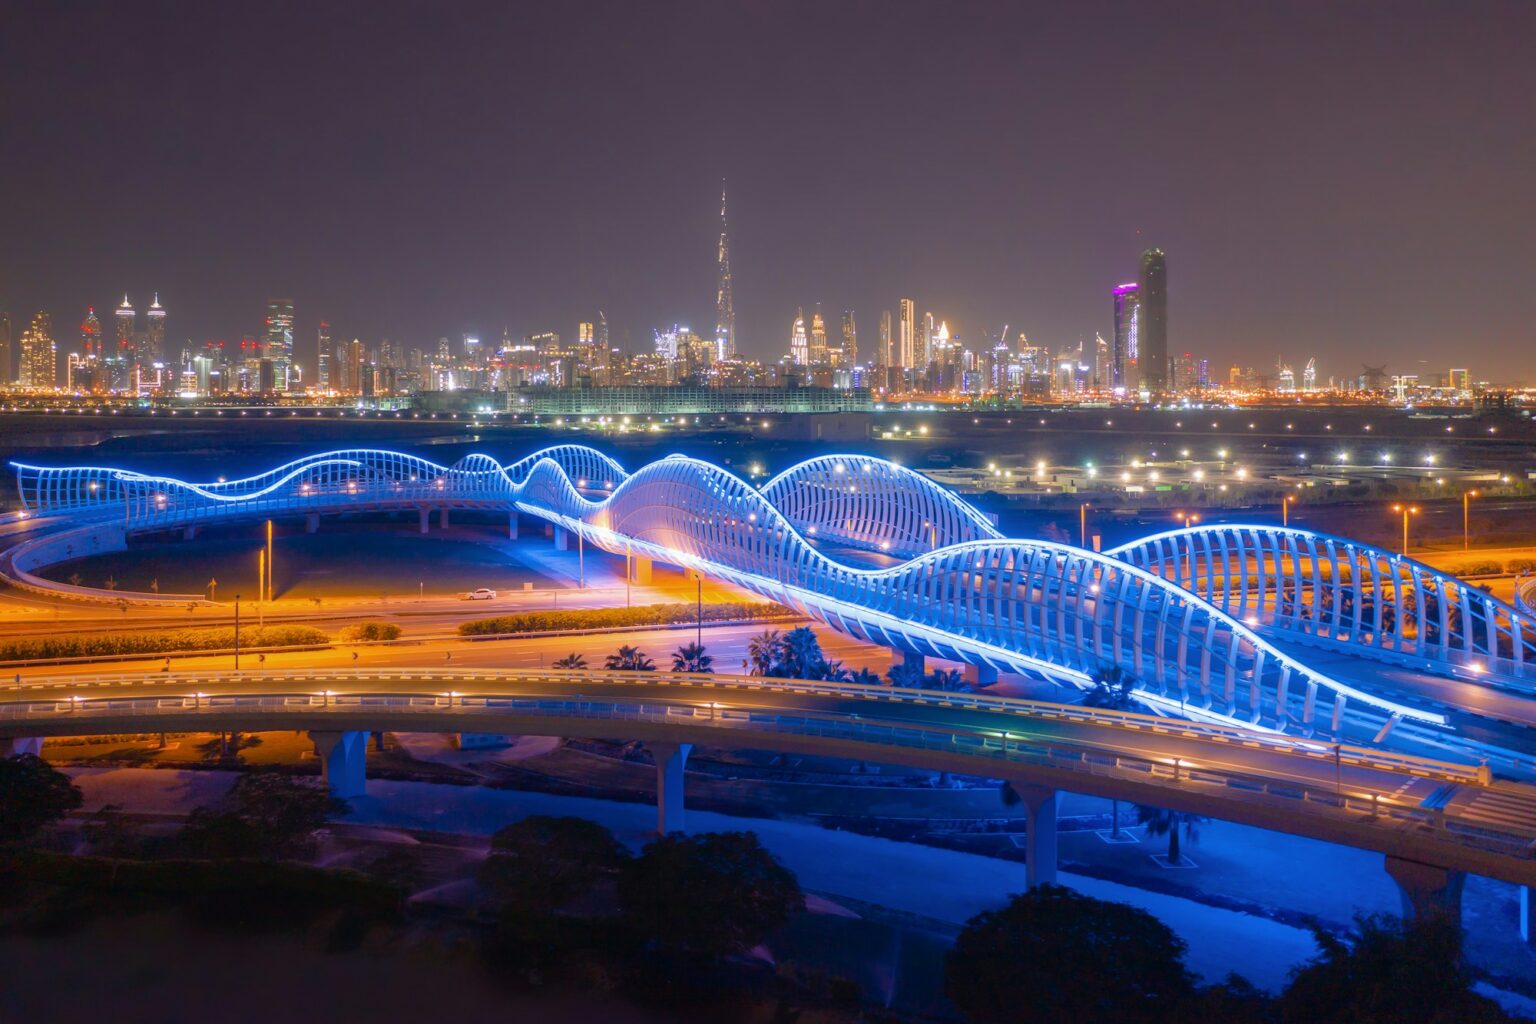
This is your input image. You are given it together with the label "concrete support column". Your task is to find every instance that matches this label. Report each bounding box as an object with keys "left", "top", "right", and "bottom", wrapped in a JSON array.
[
  {"left": 438, "top": 507, "right": 450, "bottom": 529},
  {"left": 543, "top": 522, "right": 554, "bottom": 539},
  {"left": 507, "top": 513, "right": 519, "bottom": 540},
  {"left": 893, "top": 647, "right": 926, "bottom": 676},
  {"left": 183, "top": 526, "right": 199, "bottom": 541},
  {"left": 308, "top": 729, "right": 368, "bottom": 801},
  {"left": 418, "top": 507, "right": 430, "bottom": 534},
  {"left": 304, "top": 513, "right": 319, "bottom": 534},
  {"left": 1384, "top": 855, "right": 1464, "bottom": 924},
  {"left": 963, "top": 663, "right": 999, "bottom": 687},
  {"left": 0, "top": 736, "right": 44, "bottom": 758},
  {"left": 1020, "top": 786, "right": 1059, "bottom": 889},
  {"left": 629, "top": 556, "right": 653, "bottom": 585},
  {"left": 649, "top": 742, "right": 692, "bottom": 835},
  {"left": 1522, "top": 887, "right": 1536, "bottom": 945},
  {"left": 554, "top": 526, "right": 570, "bottom": 551}
]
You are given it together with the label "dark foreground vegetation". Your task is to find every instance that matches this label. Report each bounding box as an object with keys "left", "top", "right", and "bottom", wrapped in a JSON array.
[{"left": 0, "top": 752, "right": 1518, "bottom": 1023}]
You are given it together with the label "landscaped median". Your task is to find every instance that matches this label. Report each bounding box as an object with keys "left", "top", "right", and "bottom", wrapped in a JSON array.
[
  {"left": 0, "top": 625, "right": 332, "bottom": 663},
  {"left": 458, "top": 601, "right": 796, "bottom": 637}
]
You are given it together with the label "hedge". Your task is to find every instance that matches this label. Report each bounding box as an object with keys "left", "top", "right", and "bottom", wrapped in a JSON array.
[
  {"left": 0, "top": 624, "right": 331, "bottom": 663},
  {"left": 344, "top": 621, "right": 403, "bottom": 642},
  {"left": 1449, "top": 559, "right": 1505, "bottom": 577},
  {"left": 459, "top": 601, "right": 794, "bottom": 637}
]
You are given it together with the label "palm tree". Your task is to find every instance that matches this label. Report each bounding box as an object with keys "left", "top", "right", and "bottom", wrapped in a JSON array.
[
  {"left": 1135, "top": 805, "right": 1205, "bottom": 865},
  {"left": 552, "top": 652, "right": 588, "bottom": 670},
  {"left": 671, "top": 641, "right": 713, "bottom": 674},
  {"left": 605, "top": 645, "right": 655, "bottom": 672},
  {"left": 850, "top": 667, "right": 883, "bottom": 686},
  {"left": 929, "top": 668, "right": 966, "bottom": 691},
  {"left": 818, "top": 659, "right": 851, "bottom": 683},
  {"left": 1084, "top": 664, "right": 1139, "bottom": 710},
  {"left": 746, "top": 629, "right": 784, "bottom": 676},
  {"left": 778, "top": 626, "right": 826, "bottom": 679},
  {"left": 886, "top": 662, "right": 927, "bottom": 688}
]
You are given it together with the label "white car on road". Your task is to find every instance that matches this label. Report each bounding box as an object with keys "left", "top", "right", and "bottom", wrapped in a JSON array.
[{"left": 466, "top": 587, "right": 498, "bottom": 600}]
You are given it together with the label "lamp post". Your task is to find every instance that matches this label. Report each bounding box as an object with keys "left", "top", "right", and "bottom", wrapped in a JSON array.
[
  {"left": 1391, "top": 503, "right": 1419, "bottom": 557},
  {"left": 265, "top": 519, "right": 274, "bottom": 602},
  {"left": 234, "top": 594, "right": 241, "bottom": 671},
  {"left": 1079, "top": 502, "right": 1090, "bottom": 548},
  {"left": 694, "top": 572, "right": 703, "bottom": 648},
  {"left": 1173, "top": 512, "right": 1200, "bottom": 588},
  {"left": 1462, "top": 489, "right": 1478, "bottom": 551},
  {"left": 1282, "top": 494, "right": 1293, "bottom": 528}
]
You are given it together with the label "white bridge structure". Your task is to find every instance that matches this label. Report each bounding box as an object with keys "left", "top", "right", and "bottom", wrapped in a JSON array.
[{"left": 12, "top": 446, "right": 1536, "bottom": 756}]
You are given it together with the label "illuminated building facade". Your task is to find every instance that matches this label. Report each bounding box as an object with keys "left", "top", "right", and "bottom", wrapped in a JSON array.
[
  {"left": 264, "top": 298, "right": 295, "bottom": 391},
  {"left": 1138, "top": 248, "right": 1168, "bottom": 391},
  {"left": 18, "top": 311, "right": 56, "bottom": 389},
  {"left": 1112, "top": 282, "right": 1139, "bottom": 389},
  {"left": 714, "top": 183, "right": 735, "bottom": 361}
]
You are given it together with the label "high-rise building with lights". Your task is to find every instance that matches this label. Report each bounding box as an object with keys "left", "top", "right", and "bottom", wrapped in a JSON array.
[
  {"left": 264, "top": 298, "right": 295, "bottom": 391},
  {"left": 1137, "top": 248, "right": 1168, "bottom": 391},
  {"left": 790, "top": 308, "right": 808, "bottom": 365},
  {"left": 809, "top": 307, "right": 828, "bottom": 364},
  {"left": 840, "top": 310, "right": 857, "bottom": 366},
  {"left": 1112, "top": 282, "right": 1139, "bottom": 389},
  {"left": 898, "top": 299, "right": 915, "bottom": 371},
  {"left": 316, "top": 322, "right": 333, "bottom": 389},
  {"left": 19, "top": 311, "right": 56, "bottom": 389},
  {"left": 145, "top": 293, "right": 166, "bottom": 365},
  {"left": 109, "top": 295, "right": 135, "bottom": 392},
  {"left": 80, "top": 307, "right": 102, "bottom": 362},
  {"left": 714, "top": 183, "right": 735, "bottom": 362},
  {"left": 877, "top": 310, "right": 892, "bottom": 371},
  {"left": 921, "top": 311, "right": 935, "bottom": 369}
]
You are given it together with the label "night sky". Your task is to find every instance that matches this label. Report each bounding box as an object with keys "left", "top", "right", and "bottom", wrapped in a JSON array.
[{"left": 3, "top": 1, "right": 1533, "bottom": 380}]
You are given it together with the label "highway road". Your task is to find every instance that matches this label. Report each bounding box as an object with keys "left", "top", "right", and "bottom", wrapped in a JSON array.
[{"left": 7, "top": 666, "right": 1536, "bottom": 886}]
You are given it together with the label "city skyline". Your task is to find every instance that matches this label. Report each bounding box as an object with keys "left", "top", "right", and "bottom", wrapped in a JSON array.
[{"left": 2, "top": 2, "right": 1533, "bottom": 380}]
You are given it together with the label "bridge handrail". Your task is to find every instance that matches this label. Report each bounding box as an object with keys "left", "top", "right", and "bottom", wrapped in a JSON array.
[{"left": 3, "top": 668, "right": 1484, "bottom": 784}]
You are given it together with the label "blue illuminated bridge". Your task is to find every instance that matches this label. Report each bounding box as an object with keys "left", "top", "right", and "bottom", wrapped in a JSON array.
[{"left": 8, "top": 445, "right": 1536, "bottom": 911}]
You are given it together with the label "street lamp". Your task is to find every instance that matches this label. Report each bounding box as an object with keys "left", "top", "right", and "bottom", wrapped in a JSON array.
[
  {"left": 1079, "top": 502, "right": 1090, "bottom": 548},
  {"left": 1391, "top": 503, "right": 1419, "bottom": 557},
  {"left": 1462, "top": 489, "right": 1479, "bottom": 551},
  {"left": 1173, "top": 512, "right": 1200, "bottom": 588},
  {"left": 691, "top": 571, "right": 704, "bottom": 648},
  {"left": 233, "top": 593, "right": 241, "bottom": 671},
  {"left": 1282, "top": 494, "right": 1295, "bottom": 528}
]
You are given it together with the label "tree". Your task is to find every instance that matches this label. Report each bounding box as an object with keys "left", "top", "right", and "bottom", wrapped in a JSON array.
[
  {"left": 818, "top": 658, "right": 851, "bottom": 682},
  {"left": 618, "top": 831, "right": 803, "bottom": 960},
  {"left": 180, "top": 772, "right": 348, "bottom": 860},
  {"left": 604, "top": 645, "right": 655, "bottom": 672},
  {"left": 746, "top": 629, "right": 784, "bottom": 676},
  {"left": 1279, "top": 912, "right": 1514, "bottom": 1024},
  {"left": 887, "top": 662, "right": 927, "bottom": 688},
  {"left": 552, "top": 652, "right": 588, "bottom": 670},
  {"left": 1085, "top": 664, "right": 1140, "bottom": 710},
  {"left": 850, "top": 667, "right": 883, "bottom": 686},
  {"left": 481, "top": 815, "right": 631, "bottom": 912},
  {"left": 1135, "top": 804, "right": 1206, "bottom": 865},
  {"left": 945, "top": 884, "right": 1195, "bottom": 1024},
  {"left": 103, "top": 576, "right": 117, "bottom": 591},
  {"left": 775, "top": 626, "right": 827, "bottom": 679},
  {"left": 0, "top": 754, "right": 83, "bottom": 843},
  {"left": 671, "top": 641, "right": 714, "bottom": 673},
  {"left": 929, "top": 667, "right": 966, "bottom": 691},
  {"left": 67, "top": 573, "right": 82, "bottom": 588}
]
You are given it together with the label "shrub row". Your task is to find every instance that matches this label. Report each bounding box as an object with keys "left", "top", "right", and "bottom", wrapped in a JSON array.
[
  {"left": 0, "top": 624, "right": 331, "bottom": 663},
  {"left": 459, "top": 601, "right": 794, "bottom": 637},
  {"left": 343, "top": 621, "right": 403, "bottom": 642},
  {"left": 1448, "top": 557, "right": 1536, "bottom": 576}
]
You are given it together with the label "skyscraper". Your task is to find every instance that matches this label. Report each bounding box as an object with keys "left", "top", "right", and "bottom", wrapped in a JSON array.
[
  {"left": 111, "top": 295, "right": 135, "bottom": 391},
  {"left": 790, "top": 308, "right": 808, "bottom": 365},
  {"left": 317, "top": 322, "right": 333, "bottom": 389},
  {"left": 79, "top": 307, "right": 102, "bottom": 361},
  {"left": 264, "top": 298, "right": 295, "bottom": 391},
  {"left": 19, "top": 311, "right": 56, "bottom": 389},
  {"left": 898, "top": 298, "right": 915, "bottom": 369},
  {"left": 145, "top": 294, "right": 166, "bottom": 365},
  {"left": 714, "top": 183, "right": 735, "bottom": 362},
  {"left": 877, "top": 310, "right": 892, "bottom": 370},
  {"left": 921, "top": 311, "right": 935, "bottom": 369},
  {"left": 1112, "top": 282, "right": 1139, "bottom": 388},
  {"left": 809, "top": 307, "right": 828, "bottom": 364},
  {"left": 841, "top": 310, "right": 857, "bottom": 366},
  {"left": 1137, "top": 248, "right": 1168, "bottom": 391},
  {"left": 0, "top": 311, "right": 12, "bottom": 383}
]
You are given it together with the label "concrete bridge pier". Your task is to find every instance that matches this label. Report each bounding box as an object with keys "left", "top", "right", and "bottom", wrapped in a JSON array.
[
  {"left": 543, "top": 522, "right": 554, "bottom": 539},
  {"left": 554, "top": 526, "right": 570, "bottom": 551},
  {"left": 649, "top": 742, "right": 692, "bottom": 835},
  {"left": 629, "top": 556, "right": 653, "bottom": 585},
  {"left": 964, "top": 663, "right": 999, "bottom": 688},
  {"left": 892, "top": 647, "right": 926, "bottom": 677},
  {"left": 305, "top": 512, "right": 319, "bottom": 533},
  {"left": 507, "top": 513, "right": 519, "bottom": 540},
  {"left": 418, "top": 507, "right": 430, "bottom": 534},
  {"left": 438, "top": 508, "right": 450, "bottom": 529},
  {"left": 1522, "top": 887, "right": 1536, "bottom": 945},
  {"left": 183, "top": 526, "right": 199, "bottom": 541},
  {"left": 1385, "top": 855, "right": 1464, "bottom": 924},
  {"left": 1019, "top": 786, "right": 1059, "bottom": 888},
  {"left": 309, "top": 730, "right": 369, "bottom": 800},
  {"left": 0, "top": 736, "right": 44, "bottom": 758}
]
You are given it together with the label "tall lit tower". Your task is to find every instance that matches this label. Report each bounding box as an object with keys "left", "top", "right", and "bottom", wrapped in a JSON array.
[
  {"left": 877, "top": 310, "right": 892, "bottom": 371},
  {"left": 1111, "top": 282, "right": 1139, "bottom": 389},
  {"left": 316, "top": 321, "right": 333, "bottom": 389},
  {"left": 809, "top": 306, "right": 828, "bottom": 364},
  {"left": 898, "top": 298, "right": 915, "bottom": 369},
  {"left": 145, "top": 293, "right": 166, "bottom": 365},
  {"left": 111, "top": 295, "right": 135, "bottom": 391},
  {"left": 1138, "top": 248, "right": 1168, "bottom": 391},
  {"left": 790, "top": 308, "right": 808, "bottom": 365},
  {"left": 0, "top": 311, "right": 12, "bottom": 384},
  {"left": 265, "top": 298, "right": 295, "bottom": 391},
  {"left": 714, "top": 182, "right": 735, "bottom": 362},
  {"left": 841, "top": 310, "right": 857, "bottom": 366},
  {"left": 80, "top": 307, "right": 102, "bottom": 361},
  {"left": 19, "top": 311, "right": 57, "bottom": 389}
]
